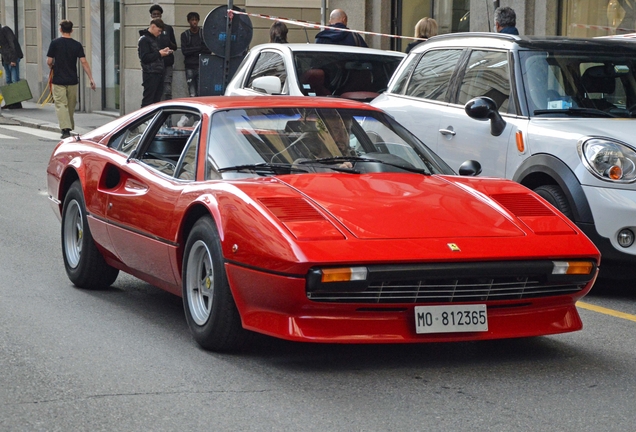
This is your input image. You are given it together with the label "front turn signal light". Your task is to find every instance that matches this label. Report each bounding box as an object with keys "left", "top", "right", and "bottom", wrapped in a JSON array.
[
  {"left": 552, "top": 261, "right": 594, "bottom": 275},
  {"left": 321, "top": 267, "right": 368, "bottom": 282}
]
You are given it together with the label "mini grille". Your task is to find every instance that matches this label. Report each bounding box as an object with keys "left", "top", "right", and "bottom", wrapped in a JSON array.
[{"left": 307, "top": 276, "right": 585, "bottom": 303}]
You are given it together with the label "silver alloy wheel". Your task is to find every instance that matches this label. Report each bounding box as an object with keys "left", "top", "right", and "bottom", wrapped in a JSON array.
[
  {"left": 63, "top": 200, "right": 83, "bottom": 269},
  {"left": 185, "top": 239, "right": 214, "bottom": 326}
]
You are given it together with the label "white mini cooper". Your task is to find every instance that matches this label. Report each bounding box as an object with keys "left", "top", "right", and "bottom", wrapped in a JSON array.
[{"left": 372, "top": 33, "right": 636, "bottom": 279}]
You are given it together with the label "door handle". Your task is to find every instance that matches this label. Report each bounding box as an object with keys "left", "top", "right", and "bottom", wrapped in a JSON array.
[{"left": 439, "top": 128, "right": 456, "bottom": 136}]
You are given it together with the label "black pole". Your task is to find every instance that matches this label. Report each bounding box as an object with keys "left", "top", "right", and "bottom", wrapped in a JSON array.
[{"left": 223, "top": 0, "right": 234, "bottom": 92}]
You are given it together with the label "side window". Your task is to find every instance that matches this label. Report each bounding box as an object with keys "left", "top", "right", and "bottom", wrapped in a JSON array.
[
  {"left": 245, "top": 52, "right": 287, "bottom": 93},
  {"left": 405, "top": 49, "right": 462, "bottom": 102},
  {"left": 390, "top": 59, "right": 417, "bottom": 95},
  {"left": 139, "top": 111, "right": 201, "bottom": 178},
  {"left": 175, "top": 125, "right": 200, "bottom": 181},
  {"left": 457, "top": 50, "right": 510, "bottom": 112},
  {"left": 109, "top": 115, "right": 156, "bottom": 156}
]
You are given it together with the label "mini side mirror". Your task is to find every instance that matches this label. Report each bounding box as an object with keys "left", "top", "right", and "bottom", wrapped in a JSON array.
[
  {"left": 251, "top": 76, "right": 282, "bottom": 95},
  {"left": 464, "top": 97, "right": 507, "bottom": 137},
  {"left": 458, "top": 160, "right": 482, "bottom": 176}
]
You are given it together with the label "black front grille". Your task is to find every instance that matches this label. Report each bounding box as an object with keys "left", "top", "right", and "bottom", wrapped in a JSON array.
[
  {"left": 307, "top": 276, "right": 585, "bottom": 303},
  {"left": 306, "top": 261, "right": 594, "bottom": 304}
]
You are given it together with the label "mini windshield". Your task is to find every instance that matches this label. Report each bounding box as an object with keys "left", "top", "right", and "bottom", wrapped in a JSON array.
[
  {"left": 206, "top": 107, "right": 452, "bottom": 179},
  {"left": 520, "top": 50, "right": 636, "bottom": 118}
]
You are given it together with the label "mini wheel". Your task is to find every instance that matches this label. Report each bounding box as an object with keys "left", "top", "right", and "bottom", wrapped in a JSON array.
[{"left": 533, "top": 184, "right": 573, "bottom": 219}]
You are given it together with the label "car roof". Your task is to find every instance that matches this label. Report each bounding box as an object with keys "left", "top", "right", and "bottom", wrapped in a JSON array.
[
  {"left": 157, "top": 95, "right": 385, "bottom": 114},
  {"left": 410, "top": 32, "right": 636, "bottom": 53},
  {"left": 249, "top": 43, "right": 405, "bottom": 58}
]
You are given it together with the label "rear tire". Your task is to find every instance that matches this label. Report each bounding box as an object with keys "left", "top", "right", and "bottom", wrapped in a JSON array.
[
  {"left": 182, "top": 216, "right": 251, "bottom": 352},
  {"left": 533, "top": 184, "right": 573, "bottom": 219},
  {"left": 61, "top": 181, "right": 119, "bottom": 289}
]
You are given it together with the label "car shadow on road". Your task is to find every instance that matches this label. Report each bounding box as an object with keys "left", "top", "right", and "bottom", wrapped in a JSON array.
[{"left": 73, "top": 273, "right": 619, "bottom": 374}]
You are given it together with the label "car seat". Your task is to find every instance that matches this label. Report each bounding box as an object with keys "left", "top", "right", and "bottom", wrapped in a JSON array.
[
  {"left": 580, "top": 66, "right": 616, "bottom": 110},
  {"left": 300, "top": 69, "right": 331, "bottom": 96}
]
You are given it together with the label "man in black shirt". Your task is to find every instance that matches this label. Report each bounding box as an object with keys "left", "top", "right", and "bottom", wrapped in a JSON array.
[
  {"left": 138, "top": 19, "right": 172, "bottom": 107},
  {"left": 149, "top": 5, "right": 177, "bottom": 100},
  {"left": 180, "top": 12, "right": 210, "bottom": 97},
  {"left": 46, "top": 20, "right": 96, "bottom": 139}
]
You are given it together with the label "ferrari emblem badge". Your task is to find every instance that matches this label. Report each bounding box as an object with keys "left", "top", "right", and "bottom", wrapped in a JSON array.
[{"left": 447, "top": 243, "right": 461, "bottom": 252}]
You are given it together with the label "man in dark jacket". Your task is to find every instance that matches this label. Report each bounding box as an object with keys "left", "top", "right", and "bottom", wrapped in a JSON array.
[
  {"left": 150, "top": 5, "right": 177, "bottom": 100},
  {"left": 495, "top": 7, "right": 519, "bottom": 35},
  {"left": 0, "top": 23, "right": 24, "bottom": 109},
  {"left": 0, "top": 23, "right": 23, "bottom": 84},
  {"left": 138, "top": 19, "right": 172, "bottom": 107},
  {"left": 180, "top": 12, "right": 211, "bottom": 97},
  {"left": 315, "top": 9, "right": 368, "bottom": 47}
]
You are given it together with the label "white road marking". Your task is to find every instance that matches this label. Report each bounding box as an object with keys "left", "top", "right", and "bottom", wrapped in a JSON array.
[{"left": 0, "top": 125, "right": 62, "bottom": 141}]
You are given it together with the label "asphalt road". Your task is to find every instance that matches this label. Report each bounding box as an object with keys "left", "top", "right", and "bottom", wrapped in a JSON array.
[{"left": 1, "top": 127, "right": 635, "bottom": 431}]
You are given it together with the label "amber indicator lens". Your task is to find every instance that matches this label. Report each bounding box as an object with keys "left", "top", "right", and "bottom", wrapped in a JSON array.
[
  {"left": 552, "top": 261, "right": 593, "bottom": 275},
  {"left": 321, "top": 267, "right": 368, "bottom": 282}
]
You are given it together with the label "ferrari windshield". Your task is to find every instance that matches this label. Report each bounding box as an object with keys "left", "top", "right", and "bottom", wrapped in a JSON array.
[
  {"left": 520, "top": 50, "right": 636, "bottom": 118},
  {"left": 207, "top": 107, "right": 452, "bottom": 179}
]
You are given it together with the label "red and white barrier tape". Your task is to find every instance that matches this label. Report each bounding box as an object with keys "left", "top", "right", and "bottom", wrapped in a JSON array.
[{"left": 229, "top": 9, "right": 425, "bottom": 41}]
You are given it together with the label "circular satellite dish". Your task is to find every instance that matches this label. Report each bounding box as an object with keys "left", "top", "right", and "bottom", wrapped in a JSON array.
[{"left": 202, "top": 5, "right": 253, "bottom": 57}]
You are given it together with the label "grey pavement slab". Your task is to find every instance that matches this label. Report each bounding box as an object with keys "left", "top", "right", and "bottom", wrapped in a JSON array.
[{"left": 0, "top": 101, "right": 118, "bottom": 135}]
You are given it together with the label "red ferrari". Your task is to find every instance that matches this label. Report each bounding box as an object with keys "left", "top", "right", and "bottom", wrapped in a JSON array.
[{"left": 47, "top": 96, "right": 600, "bottom": 352}]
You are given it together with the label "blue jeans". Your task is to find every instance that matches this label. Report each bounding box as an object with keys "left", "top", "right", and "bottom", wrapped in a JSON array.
[{"left": 3, "top": 60, "right": 20, "bottom": 84}]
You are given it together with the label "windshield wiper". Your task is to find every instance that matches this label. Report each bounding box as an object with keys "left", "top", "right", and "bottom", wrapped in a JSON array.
[
  {"left": 218, "top": 162, "right": 309, "bottom": 175},
  {"left": 533, "top": 108, "right": 618, "bottom": 118},
  {"left": 298, "top": 156, "right": 430, "bottom": 175}
]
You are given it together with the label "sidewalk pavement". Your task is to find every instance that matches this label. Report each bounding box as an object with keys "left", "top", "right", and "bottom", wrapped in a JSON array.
[{"left": 0, "top": 101, "right": 118, "bottom": 136}]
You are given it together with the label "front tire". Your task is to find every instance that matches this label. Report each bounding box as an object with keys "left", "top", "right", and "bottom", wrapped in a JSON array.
[
  {"left": 533, "top": 184, "right": 573, "bottom": 219},
  {"left": 182, "top": 216, "right": 250, "bottom": 352},
  {"left": 61, "top": 180, "right": 119, "bottom": 289}
]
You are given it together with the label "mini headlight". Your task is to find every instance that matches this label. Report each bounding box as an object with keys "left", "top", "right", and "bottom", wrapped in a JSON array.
[
  {"left": 581, "top": 138, "right": 636, "bottom": 182},
  {"left": 617, "top": 229, "right": 635, "bottom": 248}
]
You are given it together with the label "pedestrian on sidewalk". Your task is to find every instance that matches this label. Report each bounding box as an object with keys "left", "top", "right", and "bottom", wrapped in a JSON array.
[
  {"left": 315, "top": 9, "right": 367, "bottom": 47},
  {"left": 149, "top": 5, "right": 177, "bottom": 101},
  {"left": 0, "top": 22, "right": 25, "bottom": 109},
  {"left": 139, "top": 19, "right": 172, "bottom": 107},
  {"left": 180, "top": 12, "right": 210, "bottom": 97},
  {"left": 46, "top": 20, "right": 96, "bottom": 139}
]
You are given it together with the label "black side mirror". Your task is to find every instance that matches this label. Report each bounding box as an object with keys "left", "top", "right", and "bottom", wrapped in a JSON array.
[
  {"left": 464, "top": 97, "right": 507, "bottom": 137},
  {"left": 458, "top": 160, "right": 482, "bottom": 176}
]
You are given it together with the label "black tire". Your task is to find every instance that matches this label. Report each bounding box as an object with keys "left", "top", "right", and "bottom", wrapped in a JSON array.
[
  {"left": 61, "top": 180, "right": 119, "bottom": 289},
  {"left": 182, "top": 216, "right": 251, "bottom": 352},
  {"left": 533, "top": 184, "right": 573, "bottom": 219}
]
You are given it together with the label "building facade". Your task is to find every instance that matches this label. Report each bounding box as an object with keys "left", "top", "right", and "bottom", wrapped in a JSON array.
[{"left": 1, "top": 0, "right": 633, "bottom": 115}]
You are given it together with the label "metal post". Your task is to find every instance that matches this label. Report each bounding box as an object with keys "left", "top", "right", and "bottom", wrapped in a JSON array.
[
  {"left": 321, "top": 0, "right": 327, "bottom": 26},
  {"left": 223, "top": 0, "right": 234, "bottom": 92}
]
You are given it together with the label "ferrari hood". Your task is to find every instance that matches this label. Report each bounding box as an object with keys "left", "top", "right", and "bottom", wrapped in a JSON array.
[{"left": 276, "top": 174, "right": 528, "bottom": 240}]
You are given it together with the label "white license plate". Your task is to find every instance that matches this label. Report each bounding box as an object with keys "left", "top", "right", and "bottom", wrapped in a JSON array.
[{"left": 415, "top": 305, "right": 488, "bottom": 334}]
